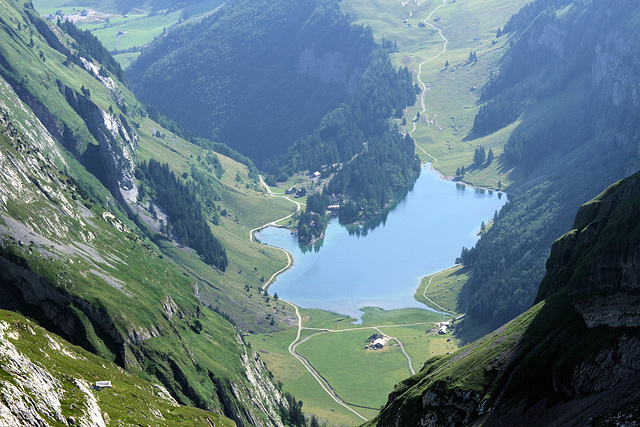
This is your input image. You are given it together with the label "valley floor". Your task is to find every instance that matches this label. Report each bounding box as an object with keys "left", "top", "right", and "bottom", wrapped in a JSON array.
[{"left": 248, "top": 0, "right": 532, "bottom": 423}]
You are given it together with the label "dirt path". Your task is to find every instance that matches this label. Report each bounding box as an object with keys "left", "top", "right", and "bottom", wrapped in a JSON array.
[
  {"left": 409, "top": 0, "right": 448, "bottom": 169},
  {"left": 250, "top": 176, "right": 303, "bottom": 290},
  {"left": 251, "top": 178, "right": 370, "bottom": 420},
  {"left": 284, "top": 301, "right": 370, "bottom": 420},
  {"left": 422, "top": 274, "right": 453, "bottom": 313},
  {"left": 251, "top": 170, "right": 444, "bottom": 416},
  {"left": 300, "top": 322, "right": 435, "bottom": 379},
  {"left": 374, "top": 327, "right": 416, "bottom": 375}
]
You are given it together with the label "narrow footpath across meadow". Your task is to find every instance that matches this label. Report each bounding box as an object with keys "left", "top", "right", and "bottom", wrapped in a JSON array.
[
  {"left": 422, "top": 275, "right": 454, "bottom": 314},
  {"left": 409, "top": 0, "right": 448, "bottom": 168}
]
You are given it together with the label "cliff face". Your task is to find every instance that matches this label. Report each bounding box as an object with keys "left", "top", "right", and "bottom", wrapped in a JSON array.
[
  {"left": 537, "top": 173, "right": 640, "bottom": 328},
  {"left": 59, "top": 81, "right": 138, "bottom": 207},
  {"left": 297, "top": 48, "right": 365, "bottom": 93},
  {"left": 369, "top": 172, "right": 640, "bottom": 427}
]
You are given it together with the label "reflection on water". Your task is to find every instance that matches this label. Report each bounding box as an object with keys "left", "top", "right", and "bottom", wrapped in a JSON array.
[{"left": 257, "top": 164, "right": 507, "bottom": 320}]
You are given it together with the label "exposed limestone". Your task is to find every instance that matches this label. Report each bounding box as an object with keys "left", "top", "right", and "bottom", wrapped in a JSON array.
[
  {"left": 0, "top": 320, "right": 67, "bottom": 426},
  {"left": 297, "top": 48, "right": 365, "bottom": 93},
  {"left": 239, "top": 346, "right": 286, "bottom": 427}
]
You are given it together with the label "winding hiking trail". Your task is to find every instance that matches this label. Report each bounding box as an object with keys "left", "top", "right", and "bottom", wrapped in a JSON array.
[
  {"left": 250, "top": 176, "right": 303, "bottom": 289},
  {"left": 409, "top": 0, "right": 448, "bottom": 168},
  {"left": 407, "top": 0, "right": 503, "bottom": 188},
  {"left": 253, "top": 177, "right": 371, "bottom": 420},
  {"left": 253, "top": 176, "right": 427, "bottom": 421}
]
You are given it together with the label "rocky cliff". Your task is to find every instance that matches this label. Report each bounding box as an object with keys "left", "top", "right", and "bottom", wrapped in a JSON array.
[
  {"left": 537, "top": 173, "right": 640, "bottom": 328},
  {"left": 297, "top": 48, "right": 365, "bottom": 93},
  {"left": 59, "top": 80, "right": 138, "bottom": 207},
  {"left": 0, "top": 310, "right": 235, "bottom": 426}
]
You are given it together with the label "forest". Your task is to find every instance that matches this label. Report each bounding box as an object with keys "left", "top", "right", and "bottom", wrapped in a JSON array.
[
  {"left": 130, "top": 0, "right": 419, "bottom": 233},
  {"left": 138, "top": 159, "right": 228, "bottom": 271},
  {"left": 293, "top": 47, "right": 418, "bottom": 232},
  {"left": 128, "top": 0, "right": 374, "bottom": 164},
  {"left": 297, "top": 192, "right": 330, "bottom": 244}
]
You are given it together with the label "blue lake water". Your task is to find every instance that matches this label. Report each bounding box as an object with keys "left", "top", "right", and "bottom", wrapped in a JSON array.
[{"left": 256, "top": 165, "right": 507, "bottom": 319}]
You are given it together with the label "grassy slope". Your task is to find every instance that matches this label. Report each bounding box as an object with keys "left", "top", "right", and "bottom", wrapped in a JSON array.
[
  {"left": 134, "top": 116, "right": 298, "bottom": 332},
  {"left": 0, "top": 0, "right": 297, "bottom": 421},
  {"left": 0, "top": 310, "right": 234, "bottom": 426},
  {"left": 0, "top": 83, "right": 249, "bottom": 413},
  {"left": 414, "top": 265, "right": 467, "bottom": 314},
  {"left": 3, "top": 0, "right": 296, "bottom": 332}
]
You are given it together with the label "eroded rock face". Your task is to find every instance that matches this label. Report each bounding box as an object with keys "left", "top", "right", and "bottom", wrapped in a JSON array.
[
  {"left": 60, "top": 83, "right": 139, "bottom": 208},
  {"left": 419, "top": 383, "right": 483, "bottom": 427},
  {"left": 297, "top": 48, "right": 365, "bottom": 93},
  {"left": 0, "top": 320, "right": 107, "bottom": 427},
  {"left": 555, "top": 335, "right": 640, "bottom": 396},
  {"left": 538, "top": 172, "right": 640, "bottom": 328}
]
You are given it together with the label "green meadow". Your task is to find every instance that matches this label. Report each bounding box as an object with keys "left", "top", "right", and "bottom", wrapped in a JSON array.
[
  {"left": 249, "top": 306, "right": 455, "bottom": 425},
  {"left": 32, "top": 0, "right": 226, "bottom": 67},
  {"left": 415, "top": 265, "right": 469, "bottom": 314}
]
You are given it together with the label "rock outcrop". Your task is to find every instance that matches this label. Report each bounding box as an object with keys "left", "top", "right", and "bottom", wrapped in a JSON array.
[
  {"left": 298, "top": 48, "right": 365, "bottom": 93},
  {"left": 59, "top": 81, "right": 138, "bottom": 208},
  {"left": 537, "top": 172, "right": 640, "bottom": 327}
]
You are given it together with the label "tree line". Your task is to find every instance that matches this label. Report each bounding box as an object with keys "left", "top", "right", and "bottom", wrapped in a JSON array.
[{"left": 137, "top": 159, "right": 228, "bottom": 271}]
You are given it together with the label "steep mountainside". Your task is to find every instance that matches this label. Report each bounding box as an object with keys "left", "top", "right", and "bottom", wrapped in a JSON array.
[
  {"left": 369, "top": 171, "right": 640, "bottom": 426},
  {"left": 0, "top": 1, "right": 299, "bottom": 425},
  {"left": 129, "top": 0, "right": 420, "bottom": 229},
  {"left": 0, "top": 310, "right": 234, "bottom": 426},
  {"left": 456, "top": 0, "right": 640, "bottom": 331},
  {"left": 128, "top": 0, "right": 374, "bottom": 163}
]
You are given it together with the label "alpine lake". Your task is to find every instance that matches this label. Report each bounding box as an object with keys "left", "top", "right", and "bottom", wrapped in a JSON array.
[{"left": 256, "top": 164, "right": 508, "bottom": 321}]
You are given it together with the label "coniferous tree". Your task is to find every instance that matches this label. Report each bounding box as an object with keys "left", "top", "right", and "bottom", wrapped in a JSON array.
[{"left": 139, "top": 159, "right": 228, "bottom": 271}]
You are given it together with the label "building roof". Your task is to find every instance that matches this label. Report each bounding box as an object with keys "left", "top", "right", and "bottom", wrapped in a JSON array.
[{"left": 373, "top": 338, "right": 385, "bottom": 346}]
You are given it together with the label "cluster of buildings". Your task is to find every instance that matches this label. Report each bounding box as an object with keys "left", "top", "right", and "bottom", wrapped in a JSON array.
[
  {"left": 437, "top": 321, "right": 451, "bottom": 334},
  {"left": 366, "top": 333, "right": 387, "bottom": 350}
]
